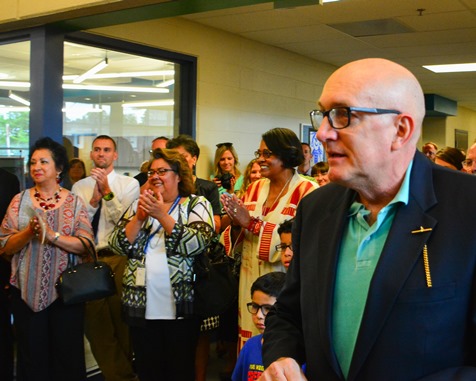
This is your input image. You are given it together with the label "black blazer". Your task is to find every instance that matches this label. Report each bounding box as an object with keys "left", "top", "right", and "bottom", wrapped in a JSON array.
[{"left": 263, "top": 151, "right": 476, "bottom": 381}]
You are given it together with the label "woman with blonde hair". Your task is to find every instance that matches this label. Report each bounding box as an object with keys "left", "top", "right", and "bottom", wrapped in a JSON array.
[
  {"left": 237, "top": 159, "right": 262, "bottom": 198},
  {"left": 212, "top": 142, "right": 243, "bottom": 196}
]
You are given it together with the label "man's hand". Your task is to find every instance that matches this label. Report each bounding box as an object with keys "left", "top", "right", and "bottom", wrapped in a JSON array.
[
  {"left": 258, "top": 358, "right": 307, "bottom": 381},
  {"left": 90, "top": 168, "right": 111, "bottom": 197}
]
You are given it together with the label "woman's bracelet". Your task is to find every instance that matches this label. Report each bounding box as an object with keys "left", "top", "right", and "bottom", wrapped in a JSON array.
[{"left": 246, "top": 217, "right": 262, "bottom": 236}]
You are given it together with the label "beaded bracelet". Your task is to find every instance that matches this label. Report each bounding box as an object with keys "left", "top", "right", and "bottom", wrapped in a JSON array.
[{"left": 246, "top": 217, "right": 262, "bottom": 236}]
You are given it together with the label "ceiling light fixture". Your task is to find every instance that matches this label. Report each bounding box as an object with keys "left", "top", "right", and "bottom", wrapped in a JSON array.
[
  {"left": 63, "top": 70, "right": 175, "bottom": 81},
  {"left": 0, "top": 81, "right": 30, "bottom": 89},
  {"left": 73, "top": 58, "right": 109, "bottom": 84},
  {"left": 63, "top": 84, "right": 169, "bottom": 93},
  {"left": 423, "top": 63, "right": 476, "bottom": 73},
  {"left": 121, "top": 100, "right": 174, "bottom": 108},
  {"left": 0, "top": 105, "right": 29, "bottom": 112},
  {"left": 156, "top": 79, "right": 175, "bottom": 88},
  {"left": 8, "top": 91, "right": 30, "bottom": 106},
  {"left": 0, "top": 81, "right": 169, "bottom": 93}
]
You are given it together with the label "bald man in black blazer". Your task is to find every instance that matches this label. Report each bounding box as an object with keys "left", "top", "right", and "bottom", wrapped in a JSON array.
[
  {"left": 0, "top": 168, "right": 20, "bottom": 381},
  {"left": 261, "top": 58, "right": 476, "bottom": 381}
]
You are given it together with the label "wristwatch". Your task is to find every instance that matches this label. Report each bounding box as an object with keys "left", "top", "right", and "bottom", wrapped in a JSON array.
[{"left": 103, "top": 191, "right": 115, "bottom": 201}]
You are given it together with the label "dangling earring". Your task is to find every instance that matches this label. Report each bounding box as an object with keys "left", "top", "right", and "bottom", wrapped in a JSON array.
[{"left": 56, "top": 173, "right": 61, "bottom": 184}]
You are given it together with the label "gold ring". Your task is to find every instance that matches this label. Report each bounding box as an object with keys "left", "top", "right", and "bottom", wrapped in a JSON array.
[{"left": 233, "top": 208, "right": 237, "bottom": 214}]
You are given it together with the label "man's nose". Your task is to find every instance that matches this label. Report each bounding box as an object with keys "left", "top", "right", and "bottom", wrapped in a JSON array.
[{"left": 316, "top": 118, "right": 336, "bottom": 142}]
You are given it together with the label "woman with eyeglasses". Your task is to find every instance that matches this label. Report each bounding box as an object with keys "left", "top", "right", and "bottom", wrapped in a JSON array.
[
  {"left": 220, "top": 128, "right": 318, "bottom": 351},
  {"left": 212, "top": 142, "right": 244, "bottom": 197},
  {"left": 109, "top": 148, "right": 215, "bottom": 381}
]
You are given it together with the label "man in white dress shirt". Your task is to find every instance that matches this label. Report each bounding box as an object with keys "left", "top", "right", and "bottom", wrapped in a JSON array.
[{"left": 73, "top": 135, "right": 140, "bottom": 381}]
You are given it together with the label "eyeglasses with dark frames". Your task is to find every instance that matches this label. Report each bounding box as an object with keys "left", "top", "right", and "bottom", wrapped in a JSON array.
[
  {"left": 275, "top": 243, "right": 293, "bottom": 252},
  {"left": 462, "top": 159, "right": 474, "bottom": 168},
  {"left": 147, "top": 168, "right": 176, "bottom": 177},
  {"left": 310, "top": 107, "right": 401, "bottom": 130},
  {"left": 246, "top": 302, "right": 274, "bottom": 316},
  {"left": 254, "top": 149, "right": 273, "bottom": 159}
]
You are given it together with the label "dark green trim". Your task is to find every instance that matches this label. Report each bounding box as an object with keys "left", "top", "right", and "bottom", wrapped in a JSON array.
[{"left": 55, "top": 0, "right": 270, "bottom": 32}]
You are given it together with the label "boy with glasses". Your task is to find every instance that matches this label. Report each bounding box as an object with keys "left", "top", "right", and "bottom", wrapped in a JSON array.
[
  {"left": 232, "top": 272, "right": 286, "bottom": 381},
  {"left": 277, "top": 219, "right": 294, "bottom": 270}
]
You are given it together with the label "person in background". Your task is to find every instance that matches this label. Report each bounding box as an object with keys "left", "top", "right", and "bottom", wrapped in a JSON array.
[
  {"left": 165, "top": 134, "right": 221, "bottom": 381},
  {"left": 311, "top": 161, "right": 330, "bottom": 186},
  {"left": 217, "top": 158, "right": 262, "bottom": 381},
  {"left": 109, "top": 148, "right": 215, "bottom": 381},
  {"left": 237, "top": 158, "right": 262, "bottom": 198},
  {"left": 62, "top": 157, "right": 86, "bottom": 190},
  {"left": 134, "top": 136, "right": 170, "bottom": 188},
  {"left": 261, "top": 58, "right": 476, "bottom": 381},
  {"left": 167, "top": 134, "right": 221, "bottom": 232},
  {"left": 0, "top": 137, "right": 93, "bottom": 381},
  {"left": 462, "top": 141, "right": 476, "bottom": 174},
  {"left": 434, "top": 147, "right": 465, "bottom": 171},
  {"left": 276, "top": 218, "right": 294, "bottom": 270},
  {"left": 297, "top": 143, "right": 313, "bottom": 176},
  {"left": 422, "top": 141, "right": 438, "bottom": 161},
  {"left": 212, "top": 142, "right": 243, "bottom": 197},
  {"left": 221, "top": 127, "right": 317, "bottom": 350},
  {"left": 72, "top": 135, "right": 140, "bottom": 381},
  {"left": 232, "top": 272, "right": 286, "bottom": 381},
  {"left": 0, "top": 168, "right": 20, "bottom": 381}
]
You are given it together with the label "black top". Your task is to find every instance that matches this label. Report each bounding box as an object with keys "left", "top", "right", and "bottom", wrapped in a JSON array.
[
  {"left": 195, "top": 177, "right": 221, "bottom": 216},
  {"left": 134, "top": 171, "right": 148, "bottom": 186}
]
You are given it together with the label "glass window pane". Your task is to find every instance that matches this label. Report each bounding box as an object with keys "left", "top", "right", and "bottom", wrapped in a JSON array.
[
  {"left": 0, "top": 40, "right": 30, "bottom": 189},
  {"left": 63, "top": 42, "right": 177, "bottom": 176}
]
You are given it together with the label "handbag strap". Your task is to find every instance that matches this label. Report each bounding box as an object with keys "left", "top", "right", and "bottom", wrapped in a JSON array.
[{"left": 77, "top": 235, "right": 99, "bottom": 264}]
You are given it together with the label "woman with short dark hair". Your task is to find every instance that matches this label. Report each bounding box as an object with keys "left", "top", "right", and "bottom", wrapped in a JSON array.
[
  {"left": 220, "top": 127, "right": 318, "bottom": 350},
  {"left": 0, "top": 137, "right": 93, "bottom": 381}
]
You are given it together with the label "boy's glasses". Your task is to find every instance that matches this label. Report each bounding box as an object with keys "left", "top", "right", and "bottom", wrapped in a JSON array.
[
  {"left": 247, "top": 302, "right": 274, "bottom": 316},
  {"left": 275, "top": 243, "right": 293, "bottom": 252}
]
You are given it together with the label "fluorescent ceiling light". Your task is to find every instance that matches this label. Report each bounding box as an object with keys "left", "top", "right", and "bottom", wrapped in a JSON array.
[
  {"left": 122, "top": 100, "right": 174, "bottom": 108},
  {"left": 0, "top": 81, "right": 30, "bottom": 89},
  {"left": 63, "top": 70, "right": 175, "bottom": 81},
  {"left": 9, "top": 91, "right": 30, "bottom": 106},
  {"left": 62, "top": 107, "right": 104, "bottom": 113},
  {"left": 73, "top": 58, "right": 108, "bottom": 84},
  {"left": 63, "top": 84, "right": 169, "bottom": 93},
  {"left": 0, "top": 106, "right": 29, "bottom": 112},
  {"left": 0, "top": 81, "right": 169, "bottom": 94},
  {"left": 156, "top": 79, "right": 175, "bottom": 88},
  {"left": 423, "top": 63, "right": 476, "bottom": 73}
]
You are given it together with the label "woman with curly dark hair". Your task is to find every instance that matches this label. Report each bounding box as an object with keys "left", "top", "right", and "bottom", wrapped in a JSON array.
[
  {"left": 220, "top": 128, "right": 318, "bottom": 351},
  {"left": 109, "top": 148, "right": 215, "bottom": 381},
  {"left": 0, "top": 137, "right": 93, "bottom": 381}
]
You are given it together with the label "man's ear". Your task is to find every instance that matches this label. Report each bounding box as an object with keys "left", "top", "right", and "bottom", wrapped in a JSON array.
[{"left": 391, "top": 114, "right": 414, "bottom": 151}]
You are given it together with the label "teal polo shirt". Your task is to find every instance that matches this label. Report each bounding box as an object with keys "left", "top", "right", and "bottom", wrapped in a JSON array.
[{"left": 332, "top": 161, "right": 413, "bottom": 378}]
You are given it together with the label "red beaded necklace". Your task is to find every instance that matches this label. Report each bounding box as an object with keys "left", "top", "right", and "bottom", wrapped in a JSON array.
[{"left": 34, "top": 187, "right": 62, "bottom": 210}]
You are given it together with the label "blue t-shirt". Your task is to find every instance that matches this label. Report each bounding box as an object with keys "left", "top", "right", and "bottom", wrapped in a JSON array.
[{"left": 232, "top": 334, "right": 264, "bottom": 381}]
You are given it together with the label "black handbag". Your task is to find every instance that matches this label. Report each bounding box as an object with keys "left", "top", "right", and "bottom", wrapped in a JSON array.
[
  {"left": 193, "top": 235, "right": 238, "bottom": 318},
  {"left": 56, "top": 235, "right": 116, "bottom": 305}
]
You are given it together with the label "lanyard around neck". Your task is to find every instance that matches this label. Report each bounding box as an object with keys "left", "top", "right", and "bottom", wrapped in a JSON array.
[{"left": 144, "top": 195, "right": 181, "bottom": 253}]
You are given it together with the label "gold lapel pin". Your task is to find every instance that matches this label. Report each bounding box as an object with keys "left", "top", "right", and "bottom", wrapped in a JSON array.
[{"left": 411, "top": 226, "right": 433, "bottom": 234}]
